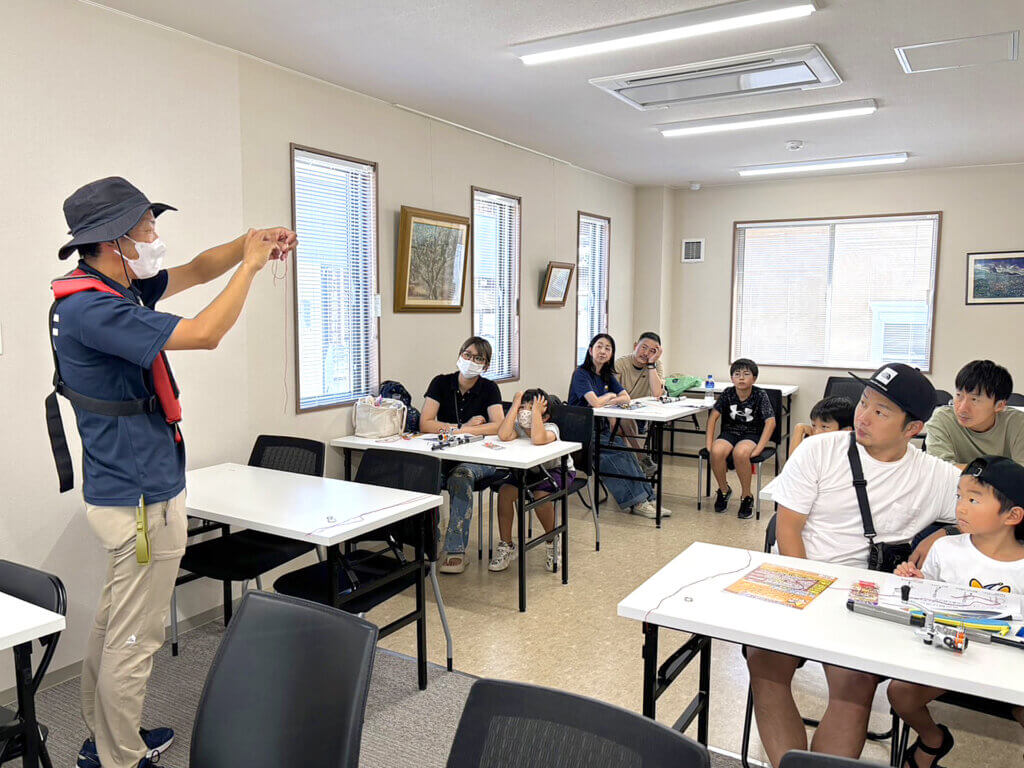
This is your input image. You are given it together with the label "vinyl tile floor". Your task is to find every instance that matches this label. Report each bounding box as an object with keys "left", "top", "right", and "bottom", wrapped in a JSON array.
[{"left": 366, "top": 457, "right": 1024, "bottom": 767}]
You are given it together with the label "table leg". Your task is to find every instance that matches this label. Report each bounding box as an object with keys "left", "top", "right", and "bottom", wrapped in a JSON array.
[
  {"left": 654, "top": 422, "right": 664, "bottom": 529},
  {"left": 416, "top": 512, "right": 427, "bottom": 690},
  {"left": 698, "top": 636, "right": 712, "bottom": 746},
  {"left": 560, "top": 454, "right": 569, "bottom": 586},
  {"left": 517, "top": 470, "right": 527, "bottom": 613},
  {"left": 593, "top": 420, "right": 602, "bottom": 521},
  {"left": 14, "top": 642, "right": 40, "bottom": 768},
  {"left": 344, "top": 448, "right": 352, "bottom": 481},
  {"left": 642, "top": 622, "right": 658, "bottom": 719},
  {"left": 327, "top": 544, "right": 341, "bottom": 609}
]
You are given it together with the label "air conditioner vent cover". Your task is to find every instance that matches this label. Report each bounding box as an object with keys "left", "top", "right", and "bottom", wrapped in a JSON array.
[
  {"left": 591, "top": 44, "right": 841, "bottom": 110},
  {"left": 682, "top": 239, "right": 705, "bottom": 263}
]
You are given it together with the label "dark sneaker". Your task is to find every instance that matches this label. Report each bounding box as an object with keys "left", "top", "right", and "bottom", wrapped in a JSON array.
[
  {"left": 738, "top": 495, "right": 755, "bottom": 519},
  {"left": 78, "top": 727, "right": 174, "bottom": 768},
  {"left": 713, "top": 487, "right": 732, "bottom": 513}
]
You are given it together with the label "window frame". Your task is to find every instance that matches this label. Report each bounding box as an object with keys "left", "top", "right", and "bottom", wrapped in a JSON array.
[
  {"left": 575, "top": 211, "right": 611, "bottom": 367},
  {"left": 289, "top": 142, "right": 381, "bottom": 413},
  {"left": 729, "top": 211, "right": 942, "bottom": 373},
  {"left": 469, "top": 185, "right": 522, "bottom": 384}
]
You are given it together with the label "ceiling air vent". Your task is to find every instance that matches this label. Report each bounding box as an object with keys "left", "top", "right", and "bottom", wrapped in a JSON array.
[
  {"left": 590, "top": 44, "right": 841, "bottom": 111},
  {"left": 681, "top": 239, "right": 705, "bottom": 263}
]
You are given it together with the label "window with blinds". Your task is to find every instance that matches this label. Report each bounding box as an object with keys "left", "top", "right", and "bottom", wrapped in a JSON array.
[
  {"left": 577, "top": 213, "right": 610, "bottom": 364},
  {"left": 732, "top": 213, "right": 940, "bottom": 371},
  {"left": 472, "top": 188, "right": 521, "bottom": 381},
  {"left": 291, "top": 146, "right": 379, "bottom": 411}
]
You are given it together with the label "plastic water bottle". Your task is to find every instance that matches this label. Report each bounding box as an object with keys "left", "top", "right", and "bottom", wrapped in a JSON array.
[{"left": 704, "top": 374, "right": 715, "bottom": 404}]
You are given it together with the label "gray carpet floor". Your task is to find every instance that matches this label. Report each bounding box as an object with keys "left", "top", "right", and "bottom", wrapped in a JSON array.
[{"left": 32, "top": 621, "right": 744, "bottom": 767}]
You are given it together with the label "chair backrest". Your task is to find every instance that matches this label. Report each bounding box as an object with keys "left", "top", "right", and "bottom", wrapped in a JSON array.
[
  {"left": 354, "top": 449, "right": 443, "bottom": 559},
  {"left": 934, "top": 389, "right": 953, "bottom": 409},
  {"left": 1007, "top": 392, "right": 1024, "bottom": 407},
  {"left": 823, "top": 376, "right": 865, "bottom": 405},
  {"left": 191, "top": 591, "right": 378, "bottom": 768},
  {"left": 0, "top": 561, "right": 67, "bottom": 695},
  {"left": 780, "top": 750, "right": 887, "bottom": 767},
  {"left": 445, "top": 679, "right": 710, "bottom": 768},
  {"left": 762, "top": 387, "right": 784, "bottom": 446},
  {"left": 248, "top": 434, "right": 325, "bottom": 477},
  {"left": 764, "top": 513, "right": 778, "bottom": 553},
  {"left": 551, "top": 404, "right": 595, "bottom": 477}
]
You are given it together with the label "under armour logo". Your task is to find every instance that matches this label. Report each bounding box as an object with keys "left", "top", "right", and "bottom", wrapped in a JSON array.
[{"left": 729, "top": 404, "right": 754, "bottom": 423}]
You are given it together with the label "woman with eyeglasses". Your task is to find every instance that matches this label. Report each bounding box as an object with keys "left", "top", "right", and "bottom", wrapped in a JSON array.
[
  {"left": 421, "top": 336, "right": 505, "bottom": 573},
  {"left": 568, "top": 333, "right": 667, "bottom": 519}
]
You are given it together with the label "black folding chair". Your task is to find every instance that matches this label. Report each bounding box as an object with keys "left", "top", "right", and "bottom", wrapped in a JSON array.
[
  {"left": 1007, "top": 393, "right": 1024, "bottom": 407},
  {"left": 824, "top": 376, "right": 865, "bottom": 403},
  {"left": 190, "top": 591, "right": 377, "bottom": 768},
  {"left": 780, "top": 751, "right": 888, "bottom": 767},
  {"left": 0, "top": 561, "right": 67, "bottom": 768},
  {"left": 445, "top": 679, "right": 710, "bottom": 767},
  {"left": 171, "top": 435, "right": 325, "bottom": 655},
  {"left": 274, "top": 450, "right": 452, "bottom": 669}
]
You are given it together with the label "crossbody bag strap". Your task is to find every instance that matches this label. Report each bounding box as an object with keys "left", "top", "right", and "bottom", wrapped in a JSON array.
[{"left": 846, "top": 431, "right": 876, "bottom": 542}]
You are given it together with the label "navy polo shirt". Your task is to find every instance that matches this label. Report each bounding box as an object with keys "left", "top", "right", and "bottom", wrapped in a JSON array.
[
  {"left": 52, "top": 261, "right": 185, "bottom": 506},
  {"left": 568, "top": 366, "right": 624, "bottom": 407}
]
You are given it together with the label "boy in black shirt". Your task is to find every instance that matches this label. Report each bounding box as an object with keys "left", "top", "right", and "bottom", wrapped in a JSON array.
[{"left": 704, "top": 358, "right": 776, "bottom": 518}]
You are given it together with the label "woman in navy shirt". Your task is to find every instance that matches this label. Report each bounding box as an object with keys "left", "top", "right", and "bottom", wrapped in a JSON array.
[{"left": 569, "top": 334, "right": 665, "bottom": 519}]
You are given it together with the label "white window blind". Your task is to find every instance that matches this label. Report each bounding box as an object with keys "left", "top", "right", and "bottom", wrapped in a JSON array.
[
  {"left": 292, "top": 147, "right": 379, "bottom": 410},
  {"left": 577, "top": 213, "right": 610, "bottom": 364},
  {"left": 732, "top": 213, "right": 939, "bottom": 370},
  {"left": 472, "top": 189, "right": 520, "bottom": 381}
]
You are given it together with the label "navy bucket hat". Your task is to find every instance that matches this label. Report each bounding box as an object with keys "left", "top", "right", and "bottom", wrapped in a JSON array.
[{"left": 58, "top": 176, "right": 176, "bottom": 259}]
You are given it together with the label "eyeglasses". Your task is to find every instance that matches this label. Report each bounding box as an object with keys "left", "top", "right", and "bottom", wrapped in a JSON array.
[{"left": 461, "top": 351, "right": 487, "bottom": 364}]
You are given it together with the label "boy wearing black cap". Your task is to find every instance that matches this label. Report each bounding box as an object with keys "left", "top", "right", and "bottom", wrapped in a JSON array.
[
  {"left": 746, "top": 363, "right": 963, "bottom": 766},
  {"left": 51, "top": 177, "right": 294, "bottom": 768},
  {"left": 889, "top": 456, "right": 1024, "bottom": 767}
]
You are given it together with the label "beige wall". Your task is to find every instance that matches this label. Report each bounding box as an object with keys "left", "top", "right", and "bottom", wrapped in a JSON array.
[
  {"left": 0, "top": 0, "right": 634, "bottom": 691},
  {"left": 669, "top": 164, "right": 1024, "bottom": 425}
]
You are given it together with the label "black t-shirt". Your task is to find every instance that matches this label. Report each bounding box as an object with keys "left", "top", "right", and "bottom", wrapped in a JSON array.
[
  {"left": 424, "top": 372, "right": 502, "bottom": 426},
  {"left": 714, "top": 385, "right": 774, "bottom": 439}
]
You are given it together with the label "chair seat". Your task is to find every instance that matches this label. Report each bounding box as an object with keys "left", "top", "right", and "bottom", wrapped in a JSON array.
[
  {"left": 273, "top": 551, "right": 418, "bottom": 614},
  {"left": 181, "top": 533, "right": 315, "bottom": 582},
  {"left": 726, "top": 446, "right": 776, "bottom": 470},
  {"left": 0, "top": 705, "right": 49, "bottom": 762},
  {"left": 478, "top": 470, "right": 511, "bottom": 492}
]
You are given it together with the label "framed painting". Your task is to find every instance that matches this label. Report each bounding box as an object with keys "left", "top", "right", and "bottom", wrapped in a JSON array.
[
  {"left": 395, "top": 205, "right": 470, "bottom": 312},
  {"left": 966, "top": 250, "right": 1024, "bottom": 305},
  {"left": 539, "top": 261, "right": 575, "bottom": 307}
]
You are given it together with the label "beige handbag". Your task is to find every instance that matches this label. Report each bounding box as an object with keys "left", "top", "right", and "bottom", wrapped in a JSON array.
[{"left": 353, "top": 396, "right": 407, "bottom": 438}]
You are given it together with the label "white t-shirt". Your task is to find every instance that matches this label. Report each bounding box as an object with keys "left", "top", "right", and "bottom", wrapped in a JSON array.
[
  {"left": 922, "top": 534, "right": 1024, "bottom": 595},
  {"left": 772, "top": 431, "right": 959, "bottom": 567}
]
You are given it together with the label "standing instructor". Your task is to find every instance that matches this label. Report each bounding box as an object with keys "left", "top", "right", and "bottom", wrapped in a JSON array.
[{"left": 47, "top": 177, "right": 294, "bottom": 768}]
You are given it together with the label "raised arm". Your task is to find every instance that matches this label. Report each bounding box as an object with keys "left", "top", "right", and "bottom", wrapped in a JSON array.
[{"left": 164, "top": 227, "right": 295, "bottom": 299}]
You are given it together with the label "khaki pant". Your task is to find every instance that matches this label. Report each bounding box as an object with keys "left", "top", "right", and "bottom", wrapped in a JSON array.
[{"left": 81, "top": 491, "right": 187, "bottom": 768}]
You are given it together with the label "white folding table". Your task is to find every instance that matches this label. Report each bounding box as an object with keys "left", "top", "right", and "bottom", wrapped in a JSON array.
[
  {"left": 331, "top": 435, "right": 580, "bottom": 612},
  {"left": 618, "top": 542, "right": 1024, "bottom": 752},
  {"left": 1, "top": 591, "right": 65, "bottom": 768},
  {"left": 184, "top": 463, "right": 442, "bottom": 688},
  {"left": 591, "top": 398, "right": 711, "bottom": 527}
]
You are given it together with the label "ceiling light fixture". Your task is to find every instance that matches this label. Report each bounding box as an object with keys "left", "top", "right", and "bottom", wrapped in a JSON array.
[
  {"left": 658, "top": 99, "right": 877, "bottom": 137},
  {"left": 736, "top": 152, "right": 908, "bottom": 177},
  {"left": 511, "top": 0, "right": 817, "bottom": 66}
]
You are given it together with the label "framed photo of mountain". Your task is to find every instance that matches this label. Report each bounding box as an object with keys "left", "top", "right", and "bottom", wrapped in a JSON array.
[{"left": 966, "top": 250, "right": 1024, "bottom": 305}]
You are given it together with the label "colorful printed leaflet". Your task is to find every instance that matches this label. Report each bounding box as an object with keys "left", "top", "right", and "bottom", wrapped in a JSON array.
[{"left": 726, "top": 563, "right": 836, "bottom": 609}]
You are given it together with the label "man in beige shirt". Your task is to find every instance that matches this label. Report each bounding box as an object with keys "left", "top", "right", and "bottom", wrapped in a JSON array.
[{"left": 613, "top": 332, "right": 665, "bottom": 473}]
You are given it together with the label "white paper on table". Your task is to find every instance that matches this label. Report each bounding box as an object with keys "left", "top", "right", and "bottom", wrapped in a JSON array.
[{"left": 878, "top": 575, "right": 1021, "bottom": 620}]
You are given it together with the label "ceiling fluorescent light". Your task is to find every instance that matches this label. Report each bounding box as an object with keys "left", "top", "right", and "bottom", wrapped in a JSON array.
[
  {"left": 737, "top": 152, "right": 908, "bottom": 176},
  {"left": 511, "top": 0, "right": 816, "bottom": 66},
  {"left": 659, "top": 99, "right": 876, "bottom": 137}
]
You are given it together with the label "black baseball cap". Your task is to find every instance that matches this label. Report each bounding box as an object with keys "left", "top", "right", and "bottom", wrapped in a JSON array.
[
  {"left": 58, "top": 176, "right": 176, "bottom": 260},
  {"left": 849, "top": 363, "right": 937, "bottom": 422},
  {"left": 963, "top": 456, "right": 1024, "bottom": 509}
]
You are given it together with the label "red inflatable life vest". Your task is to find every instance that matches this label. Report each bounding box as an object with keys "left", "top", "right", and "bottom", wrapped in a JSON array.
[{"left": 46, "top": 268, "right": 182, "bottom": 493}]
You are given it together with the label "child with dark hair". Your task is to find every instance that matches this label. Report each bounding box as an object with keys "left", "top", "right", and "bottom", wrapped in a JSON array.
[
  {"left": 489, "top": 389, "right": 575, "bottom": 573},
  {"left": 890, "top": 456, "right": 1024, "bottom": 766},
  {"left": 789, "top": 396, "right": 854, "bottom": 454},
  {"left": 704, "top": 358, "right": 775, "bottom": 519},
  {"left": 925, "top": 359, "right": 1024, "bottom": 468}
]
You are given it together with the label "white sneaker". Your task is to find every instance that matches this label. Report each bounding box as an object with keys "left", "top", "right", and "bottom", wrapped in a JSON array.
[
  {"left": 488, "top": 541, "right": 517, "bottom": 572},
  {"left": 632, "top": 501, "right": 672, "bottom": 519},
  {"left": 545, "top": 538, "right": 560, "bottom": 572}
]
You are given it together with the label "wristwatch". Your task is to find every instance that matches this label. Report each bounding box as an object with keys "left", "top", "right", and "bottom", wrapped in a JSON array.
[
  {"left": 646, "top": 363, "right": 657, "bottom": 369},
  {"left": 943, "top": 524, "right": 961, "bottom": 536}
]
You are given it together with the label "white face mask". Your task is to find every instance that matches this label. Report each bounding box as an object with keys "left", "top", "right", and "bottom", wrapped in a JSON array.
[
  {"left": 121, "top": 236, "right": 166, "bottom": 280},
  {"left": 456, "top": 356, "right": 484, "bottom": 378},
  {"left": 517, "top": 409, "right": 533, "bottom": 428}
]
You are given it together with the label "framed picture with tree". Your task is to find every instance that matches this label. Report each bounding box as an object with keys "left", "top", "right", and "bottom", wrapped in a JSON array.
[{"left": 395, "top": 206, "right": 470, "bottom": 312}]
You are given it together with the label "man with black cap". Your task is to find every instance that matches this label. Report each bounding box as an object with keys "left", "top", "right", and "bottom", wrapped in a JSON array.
[
  {"left": 49, "top": 176, "right": 293, "bottom": 768},
  {"left": 744, "top": 364, "right": 962, "bottom": 766}
]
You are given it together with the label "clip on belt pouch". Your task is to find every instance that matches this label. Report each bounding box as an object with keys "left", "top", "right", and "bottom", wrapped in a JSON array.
[{"left": 136, "top": 495, "right": 151, "bottom": 565}]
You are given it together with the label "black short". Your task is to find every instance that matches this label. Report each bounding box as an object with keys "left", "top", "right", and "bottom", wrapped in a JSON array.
[{"left": 717, "top": 431, "right": 758, "bottom": 447}]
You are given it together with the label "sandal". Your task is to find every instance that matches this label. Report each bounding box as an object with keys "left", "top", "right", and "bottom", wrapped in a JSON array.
[
  {"left": 439, "top": 553, "right": 467, "bottom": 574},
  {"left": 904, "top": 723, "right": 954, "bottom": 768}
]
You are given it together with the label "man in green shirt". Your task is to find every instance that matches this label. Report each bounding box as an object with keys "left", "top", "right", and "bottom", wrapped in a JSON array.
[{"left": 613, "top": 332, "right": 665, "bottom": 475}]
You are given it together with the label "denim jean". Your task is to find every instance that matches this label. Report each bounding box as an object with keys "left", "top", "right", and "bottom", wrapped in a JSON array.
[
  {"left": 599, "top": 432, "right": 655, "bottom": 510},
  {"left": 443, "top": 462, "right": 503, "bottom": 555}
]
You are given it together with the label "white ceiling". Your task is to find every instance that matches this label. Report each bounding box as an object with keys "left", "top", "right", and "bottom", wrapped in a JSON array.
[{"left": 90, "top": 0, "right": 1023, "bottom": 186}]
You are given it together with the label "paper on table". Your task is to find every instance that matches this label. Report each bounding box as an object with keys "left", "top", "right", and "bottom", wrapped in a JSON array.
[
  {"left": 725, "top": 563, "right": 836, "bottom": 609},
  {"left": 878, "top": 575, "right": 1021, "bottom": 620}
]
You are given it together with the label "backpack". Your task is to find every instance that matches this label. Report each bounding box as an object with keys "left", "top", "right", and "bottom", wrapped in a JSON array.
[{"left": 379, "top": 380, "right": 420, "bottom": 432}]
